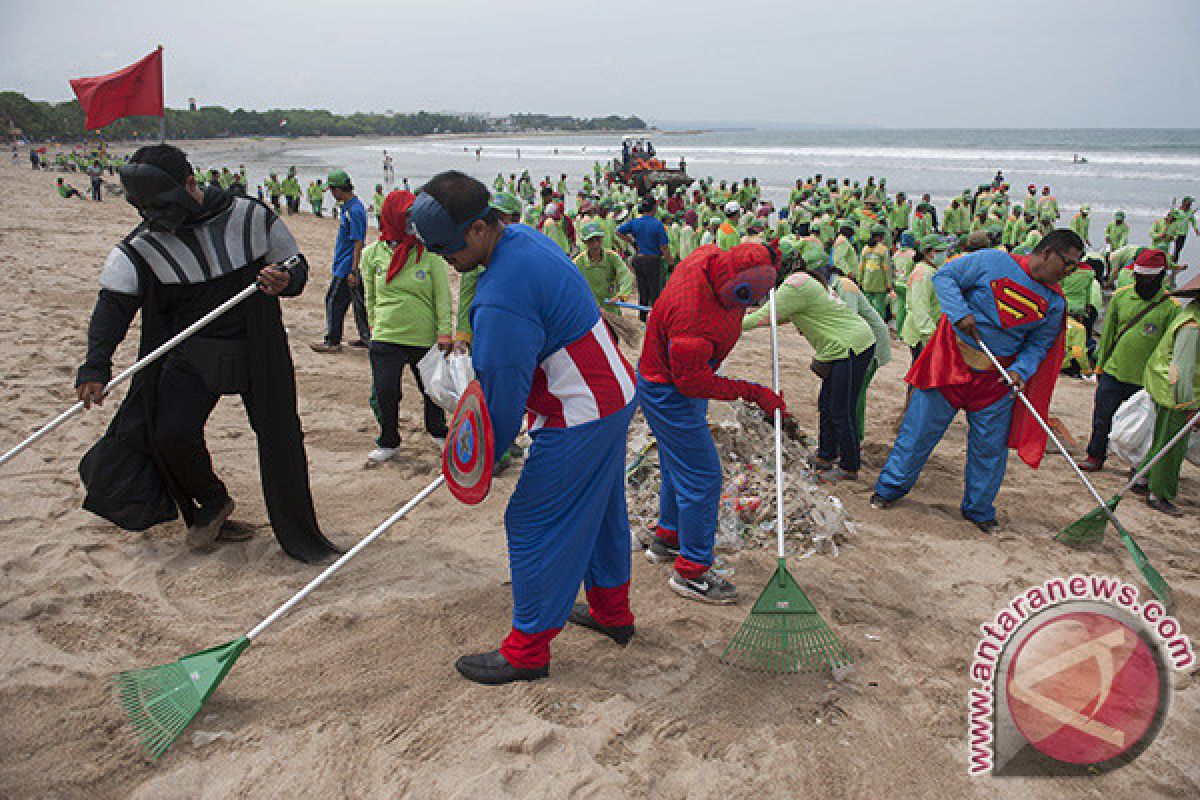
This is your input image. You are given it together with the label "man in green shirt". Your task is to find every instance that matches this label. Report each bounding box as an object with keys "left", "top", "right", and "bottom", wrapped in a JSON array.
[
  {"left": 1080, "top": 249, "right": 1181, "bottom": 471},
  {"left": 1139, "top": 273, "right": 1200, "bottom": 514},
  {"left": 1069, "top": 205, "right": 1092, "bottom": 248},
  {"left": 1105, "top": 210, "right": 1130, "bottom": 253},
  {"left": 308, "top": 179, "right": 325, "bottom": 217},
  {"left": 856, "top": 225, "right": 893, "bottom": 320},
  {"left": 900, "top": 235, "right": 947, "bottom": 359},
  {"left": 888, "top": 192, "right": 911, "bottom": 234},
  {"left": 266, "top": 173, "right": 282, "bottom": 212},
  {"left": 573, "top": 222, "right": 633, "bottom": 309},
  {"left": 281, "top": 168, "right": 301, "bottom": 215},
  {"left": 1169, "top": 196, "right": 1198, "bottom": 261}
]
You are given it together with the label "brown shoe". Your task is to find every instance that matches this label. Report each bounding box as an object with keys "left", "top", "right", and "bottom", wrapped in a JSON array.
[
  {"left": 1078, "top": 456, "right": 1104, "bottom": 472},
  {"left": 310, "top": 342, "right": 343, "bottom": 354},
  {"left": 1146, "top": 494, "right": 1184, "bottom": 517}
]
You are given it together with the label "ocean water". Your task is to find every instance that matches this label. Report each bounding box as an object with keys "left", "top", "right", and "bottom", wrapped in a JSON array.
[{"left": 188, "top": 128, "right": 1200, "bottom": 269}]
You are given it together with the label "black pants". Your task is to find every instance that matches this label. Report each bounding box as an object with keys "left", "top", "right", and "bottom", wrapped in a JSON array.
[
  {"left": 369, "top": 341, "right": 448, "bottom": 447},
  {"left": 90, "top": 178, "right": 102, "bottom": 201},
  {"left": 324, "top": 275, "right": 371, "bottom": 346},
  {"left": 631, "top": 255, "right": 663, "bottom": 321},
  {"left": 270, "top": 194, "right": 281, "bottom": 212},
  {"left": 1173, "top": 234, "right": 1186, "bottom": 262},
  {"left": 816, "top": 345, "right": 875, "bottom": 473},
  {"left": 152, "top": 355, "right": 230, "bottom": 510},
  {"left": 1085, "top": 372, "right": 1141, "bottom": 462}
]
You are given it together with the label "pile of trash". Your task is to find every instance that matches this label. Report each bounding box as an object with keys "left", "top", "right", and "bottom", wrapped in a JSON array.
[{"left": 626, "top": 403, "right": 857, "bottom": 558}]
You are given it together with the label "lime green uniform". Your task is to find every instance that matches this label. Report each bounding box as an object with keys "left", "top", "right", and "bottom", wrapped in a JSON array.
[
  {"left": 1140, "top": 304, "right": 1200, "bottom": 500},
  {"left": 1095, "top": 285, "right": 1181, "bottom": 385},
  {"left": 1105, "top": 220, "right": 1130, "bottom": 250},
  {"left": 1069, "top": 213, "right": 1091, "bottom": 247},
  {"left": 716, "top": 223, "right": 740, "bottom": 251},
  {"left": 361, "top": 242, "right": 452, "bottom": 346},
  {"left": 454, "top": 267, "right": 484, "bottom": 344},
  {"left": 743, "top": 272, "right": 874, "bottom": 363},
  {"left": 856, "top": 243, "right": 892, "bottom": 319},
  {"left": 832, "top": 236, "right": 858, "bottom": 279},
  {"left": 1060, "top": 267, "right": 1099, "bottom": 316},
  {"left": 573, "top": 248, "right": 633, "bottom": 308},
  {"left": 1064, "top": 317, "right": 1092, "bottom": 373},
  {"left": 833, "top": 274, "right": 891, "bottom": 439},
  {"left": 900, "top": 260, "right": 940, "bottom": 349}
]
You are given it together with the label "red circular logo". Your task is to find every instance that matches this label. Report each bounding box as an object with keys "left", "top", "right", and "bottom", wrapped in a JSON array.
[{"left": 1005, "top": 611, "right": 1160, "bottom": 765}]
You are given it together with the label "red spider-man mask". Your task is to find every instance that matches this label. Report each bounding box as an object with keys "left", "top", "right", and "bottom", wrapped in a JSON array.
[{"left": 705, "top": 243, "right": 778, "bottom": 308}]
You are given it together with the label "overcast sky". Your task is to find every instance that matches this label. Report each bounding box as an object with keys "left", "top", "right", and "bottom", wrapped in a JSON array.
[{"left": 3, "top": 0, "right": 1198, "bottom": 128}]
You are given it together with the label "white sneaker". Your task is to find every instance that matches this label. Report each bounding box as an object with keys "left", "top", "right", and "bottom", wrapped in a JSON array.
[{"left": 368, "top": 446, "right": 400, "bottom": 463}]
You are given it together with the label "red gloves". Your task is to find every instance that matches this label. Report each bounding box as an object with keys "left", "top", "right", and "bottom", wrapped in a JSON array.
[{"left": 739, "top": 382, "right": 787, "bottom": 415}]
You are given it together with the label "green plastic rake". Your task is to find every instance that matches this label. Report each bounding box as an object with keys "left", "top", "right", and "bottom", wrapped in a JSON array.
[
  {"left": 722, "top": 288, "right": 850, "bottom": 674},
  {"left": 114, "top": 475, "right": 445, "bottom": 759}
]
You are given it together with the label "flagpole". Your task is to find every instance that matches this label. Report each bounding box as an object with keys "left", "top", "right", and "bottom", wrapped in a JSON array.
[{"left": 157, "top": 44, "right": 165, "bottom": 143}]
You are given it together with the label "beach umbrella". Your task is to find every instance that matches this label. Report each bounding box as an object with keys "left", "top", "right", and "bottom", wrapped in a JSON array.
[
  {"left": 972, "top": 338, "right": 1172, "bottom": 606},
  {"left": 721, "top": 289, "right": 851, "bottom": 674},
  {"left": 1057, "top": 409, "right": 1199, "bottom": 547}
]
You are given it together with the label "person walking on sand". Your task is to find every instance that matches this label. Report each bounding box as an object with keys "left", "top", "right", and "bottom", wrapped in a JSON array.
[{"left": 312, "top": 170, "right": 371, "bottom": 353}]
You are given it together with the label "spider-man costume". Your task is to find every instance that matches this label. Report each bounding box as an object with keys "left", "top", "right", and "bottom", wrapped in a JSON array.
[{"left": 637, "top": 244, "right": 783, "bottom": 579}]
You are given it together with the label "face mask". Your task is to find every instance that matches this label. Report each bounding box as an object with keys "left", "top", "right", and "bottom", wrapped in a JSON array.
[
  {"left": 931, "top": 252, "right": 947, "bottom": 267},
  {"left": 1134, "top": 273, "right": 1164, "bottom": 301}
]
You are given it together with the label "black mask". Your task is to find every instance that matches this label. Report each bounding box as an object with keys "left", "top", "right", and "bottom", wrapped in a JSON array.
[
  {"left": 120, "top": 162, "right": 203, "bottom": 233},
  {"left": 1134, "top": 272, "right": 1164, "bottom": 301}
]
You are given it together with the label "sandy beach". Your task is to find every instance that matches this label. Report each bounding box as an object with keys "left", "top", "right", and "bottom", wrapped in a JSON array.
[{"left": 0, "top": 159, "right": 1196, "bottom": 799}]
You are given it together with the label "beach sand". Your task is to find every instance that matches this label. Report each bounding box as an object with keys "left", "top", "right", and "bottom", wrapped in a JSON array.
[{"left": 0, "top": 159, "right": 1196, "bottom": 799}]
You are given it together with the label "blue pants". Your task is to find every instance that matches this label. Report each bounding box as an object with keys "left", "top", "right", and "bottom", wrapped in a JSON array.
[
  {"left": 324, "top": 274, "right": 370, "bottom": 346},
  {"left": 504, "top": 401, "right": 635, "bottom": 636},
  {"left": 874, "top": 387, "right": 1014, "bottom": 522},
  {"left": 638, "top": 375, "right": 722, "bottom": 569}
]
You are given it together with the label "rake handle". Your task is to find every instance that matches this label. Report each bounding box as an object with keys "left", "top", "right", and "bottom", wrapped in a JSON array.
[
  {"left": 0, "top": 256, "right": 298, "bottom": 470},
  {"left": 769, "top": 288, "right": 785, "bottom": 560},
  {"left": 246, "top": 475, "right": 445, "bottom": 641}
]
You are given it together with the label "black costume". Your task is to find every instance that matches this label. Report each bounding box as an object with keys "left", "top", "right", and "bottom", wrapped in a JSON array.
[{"left": 76, "top": 187, "right": 338, "bottom": 563}]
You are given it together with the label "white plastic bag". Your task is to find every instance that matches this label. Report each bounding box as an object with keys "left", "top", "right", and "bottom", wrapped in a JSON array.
[
  {"left": 417, "top": 347, "right": 474, "bottom": 413},
  {"left": 1109, "top": 390, "right": 1155, "bottom": 467}
]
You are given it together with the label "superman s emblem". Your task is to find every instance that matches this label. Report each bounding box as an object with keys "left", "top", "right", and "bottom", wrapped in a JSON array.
[{"left": 991, "top": 277, "right": 1048, "bottom": 328}]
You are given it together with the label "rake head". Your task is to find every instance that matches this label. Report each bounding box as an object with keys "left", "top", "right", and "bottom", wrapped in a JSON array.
[
  {"left": 1054, "top": 496, "right": 1118, "bottom": 547},
  {"left": 722, "top": 560, "right": 850, "bottom": 674},
  {"left": 114, "top": 636, "right": 250, "bottom": 759}
]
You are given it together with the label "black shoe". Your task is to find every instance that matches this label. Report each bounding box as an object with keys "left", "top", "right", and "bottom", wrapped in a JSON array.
[
  {"left": 668, "top": 569, "right": 738, "bottom": 605},
  {"left": 348, "top": 339, "right": 369, "bottom": 348},
  {"left": 568, "top": 603, "right": 635, "bottom": 645},
  {"left": 644, "top": 534, "right": 680, "bottom": 564},
  {"left": 965, "top": 515, "right": 998, "bottom": 534},
  {"left": 1147, "top": 494, "right": 1184, "bottom": 517},
  {"left": 454, "top": 650, "right": 548, "bottom": 685},
  {"left": 1130, "top": 482, "right": 1150, "bottom": 497},
  {"left": 869, "top": 492, "right": 895, "bottom": 510}
]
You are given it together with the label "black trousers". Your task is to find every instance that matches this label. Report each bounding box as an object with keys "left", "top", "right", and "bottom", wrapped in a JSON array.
[
  {"left": 369, "top": 341, "right": 448, "bottom": 447},
  {"left": 631, "top": 255, "right": 663, "bottom": 321},
  {"left": 816, "top": 345, "right": 875, "bottom": 473},
  {"left": 90, "top": 178, "right": 102, "bottom": 201},
  {"left": 1085, "top": 372, "right": 1141, "bottom": 462},
  {"left": 1173, "top": 234, "right": 1186, "bottom": 262},
  {"left": 324, "top": 275, "right": 371, "bottom": 345},
  {"left": 151, "top": 355, "right": 230, "bottom": 510}
]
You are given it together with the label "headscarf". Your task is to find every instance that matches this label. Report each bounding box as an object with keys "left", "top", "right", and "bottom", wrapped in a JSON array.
[{"left": 379, "top": 190, "right": 423, "bottom": 283}]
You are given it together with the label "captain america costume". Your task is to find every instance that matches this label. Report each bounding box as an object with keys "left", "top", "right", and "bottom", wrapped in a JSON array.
[
  {"left": 874, "top": 248, "right": 1065, "bottom": 522},
  {"left": 469, "top": 224, "right": 637, "bottom": 669}
]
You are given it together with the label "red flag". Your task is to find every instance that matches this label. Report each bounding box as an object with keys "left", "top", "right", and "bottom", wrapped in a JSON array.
[{"left": 69, "top": 48, "right": 164, "bottom": 130}]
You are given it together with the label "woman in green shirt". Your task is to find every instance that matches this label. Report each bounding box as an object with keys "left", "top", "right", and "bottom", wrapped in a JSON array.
[
  {"left": 362, "top": 191, "right": 453, "bottom": 462},
  {"left": 743, "top": 268, "right": 875, "bottom": 482}
]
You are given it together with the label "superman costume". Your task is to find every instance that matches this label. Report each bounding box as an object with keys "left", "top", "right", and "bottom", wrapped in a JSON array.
[
  {"left": 637, "top": 244, "right": 782, "bottom": 582},
  {"left": 874, "top": 249, "right": 1065, "bottom": 522},
  {"left": 470, "top": 224, "right": 637, "bottom": 669}
]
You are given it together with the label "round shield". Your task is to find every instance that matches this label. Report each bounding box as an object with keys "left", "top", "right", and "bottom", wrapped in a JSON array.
[{"left": 442, "top": 380, "right": 494, "bottom": 505}]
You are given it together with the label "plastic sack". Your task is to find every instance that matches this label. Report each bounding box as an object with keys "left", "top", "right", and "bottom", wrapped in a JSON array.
[
  {"left": 1109, "top": 390, "right": 1155, "bottom": 467},
  {"left": 1188, "top": 431, "right": 1199, "bottom": 468},
  {"left": 417, "top": 347, "right": 475, "bottom": 413}
]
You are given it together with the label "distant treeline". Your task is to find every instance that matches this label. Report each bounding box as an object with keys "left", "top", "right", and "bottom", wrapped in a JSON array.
[{"left": 0, "top": 91, "right": 646, "bottom": 141}]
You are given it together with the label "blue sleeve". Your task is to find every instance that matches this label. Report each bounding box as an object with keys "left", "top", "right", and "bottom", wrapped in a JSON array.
[
  {"left": 470, "top": 305, "right": 545, "bottom": 462},
  {"left": 932, "top": 254, "right": 984, "bottom": 324},
  {"left": 349, "top": 206, "right": 367, "bottom": 242},
  {"left": 617, "top": 219, "right": 633, "bottom": 236},
  {"left": 1009, "top": 299, "right": 1065, "bottom": 381}
]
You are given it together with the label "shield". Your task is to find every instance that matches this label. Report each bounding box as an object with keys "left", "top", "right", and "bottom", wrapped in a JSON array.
[{"left": 442, "top": 380, "right": 494, "bottom": 504}]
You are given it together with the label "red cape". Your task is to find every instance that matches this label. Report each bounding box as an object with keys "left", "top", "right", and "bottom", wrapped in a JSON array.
[{"left": 905, "top": 256, "right": 1065, "bottom": 469}]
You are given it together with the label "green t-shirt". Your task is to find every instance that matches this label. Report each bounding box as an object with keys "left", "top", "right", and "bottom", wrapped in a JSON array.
[
  {"left": 1060, "top": 267, "right": 1097, "bottom": 315},
  {"left": 573, "top": 249, "right": 633, "bottom": 306},
  {"left": 1094, "top": 285, "right": 1181, "bottom": 385},
  {"left": 361, "top": 241, "right": 452, "bottom": 347},
  {"left": 901, "top": 261, "right": 941, "bottom": 348},
  {"left": 743, "top": 272, "right": 874, "bottom": 362},
  {"left": 857, "top": 243, "right": 892, "bottom": 292},
  {"left": 717, "top": 224, "right": 740, "bottom": 251},
  {"left": 1105, "top": 221, "right": 1130, "bottom": 250}
]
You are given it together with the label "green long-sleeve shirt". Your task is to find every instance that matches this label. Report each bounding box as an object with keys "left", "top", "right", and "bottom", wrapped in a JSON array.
[
  {"left": 1094, "top": 285, "right": 1181, "bottom": 385},
  {"left": 743, "top": 273, "right": 874, "bottom": 362},
  {"left": 361, "top": 241, "right": 452, "bottom": 347},
  {"left": 857, "top": 243, "right": 892, "bottom": 292},
  {"left": 455, "top": 267, "right": 483, "bottom": 342},
  {"left": 833, "top": 276, "right": 891, "bottom": 367},
  {"left": 1105, "top": 221, "right": 1129, "bottom": 250},
  {"left": 573, "top": 249, "right": 633, "bottom": 307},
  {"left": 1069, "top": 213, "right": 1091, "bottom": 246},
  {"left": 900, "top": 261, "right": 940, "bottom": 348},
  {"left": 1143, "top": 305, "right": 1200, "bottom": 409}
]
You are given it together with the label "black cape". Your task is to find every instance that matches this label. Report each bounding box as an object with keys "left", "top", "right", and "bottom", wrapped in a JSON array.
[{"left": 79, "top": 231, "right": 338, "bottom": 563}]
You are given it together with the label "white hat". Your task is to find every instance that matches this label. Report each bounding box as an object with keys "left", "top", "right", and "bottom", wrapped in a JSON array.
[
  {"left": 544, "top": 203, "right": 558, "bottom": 216},
  {"left": 724, "top": 200, "right": 741, "bottom": 215}
]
